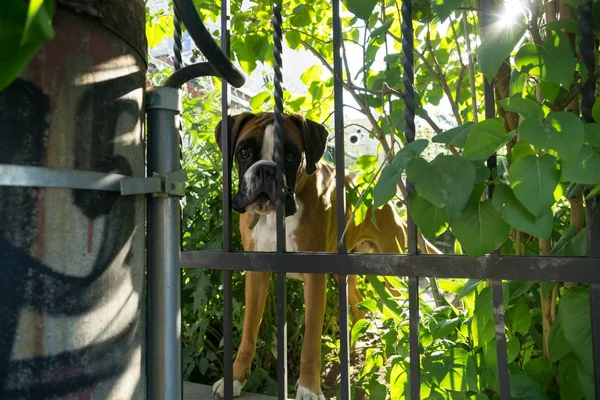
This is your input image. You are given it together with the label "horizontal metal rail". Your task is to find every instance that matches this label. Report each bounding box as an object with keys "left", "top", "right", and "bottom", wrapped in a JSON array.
[{"left": 182, "top": 251, "right": 600, "bottom": 282}]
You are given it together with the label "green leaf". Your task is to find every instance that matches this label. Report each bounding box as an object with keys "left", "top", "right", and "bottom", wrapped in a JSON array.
[
  {"left": 498, "top": 95, "right": 544, "bottom": 120},
  {"left": 285, "top": 30, "right": 301, "bottom": 49},
  {"left": 406, "top": 155, "right": 476, "bottom": 217},
  {"left": 550, "top": 225, "right": 587, "bottom": 256},
  {"left": 246, "top": 34, "right": 269, "bottom": 63},
  {"left": 508, "top": 281, "right": 534, "bottom": 300},
  {"left": 463, "top": 118, "right": 515, "bottom": 161},
  {"left": 431, "top": 0, "right": 463, "bottom": 21},
  {"left": 559, "top": 353, "right": 586, "bottom": 400},
  {"left": 518, "top": 112, "right": 585, "bottom": 162},
  {"left": 0, "top": 0, "right": 54, "bottom": 91},
  {"left": 577, "top": 361, "right": 595, "bottom": 400},
  {"left": 586, "top": 184, "right": 600, "bottom": 199},
  {"left": 450, "top": 199, "right": 511, "bottom": 257},
  {"left": 390, "top": 361, "right": 408, "bottom": 399},
  {"left": 409, "top": 192, "right": 449, "bottom": 238},
  {"left": 507, "top": 335, "right": 521, "bottom": 363},
  {"left": 548, "top": 318, "right": 572, "bottom": 361},
  {"left": 357, "top": 299, "right": 378, "bottom": 314},
  {"left": 249, "top": 91, "right": 271, "bottom": 109},
  {"left": 506, "top": 298, "right": 531, "bottom": 334},
  {"left": 22, "top": 0, "right": 55, "bottom": 44},
  {"left": 438, "top": 348, "right": 472, "bottom": 392},
  {"left": 342, "top": 0, "right": 378, "bottom": 20},
  {"left": 510, "top": 141, "right": 536, "bottom": 163},
  {"left": 146, "top": 15, "right": 170, "bottom": 49},
  {"left": 356, "top": 155, "right": 378, "bottom": 170},
  {"left": 539, "top": 81, "right": 561, "bottom": 103},
  {"left": 493, "top": 183, "right": 553, "bottom": 240},
  {"left": 366, "top": 276, "right": 403, "bottom": 319},
  {"left": 290, "top": 4, "right": 315, "bottom": 27},
  {"left": 508, "top": 154, "right": 560, "bottom": 218},
  {"left": 515, "top": 30, "right": 576, "bottom": 87},
  {"left": 524, "top": 358, "right": 556, "bottom": 385},
  {"left": 559, "top": 287, "right": 593, "bottom": 375},
  {"left": 432, "top": 122, "right": 475, "bottom": 148},
  {"left": 301, "top": 64, "right": 323, "bottom": 85},
  {"left": 367, "top": 382, "right": 387, "bottom": 400},
  {"left": 456, "top": 279, "right": 482, "bottom": 301},
  {"left": 351, "top": 319, "right": 370, "bottom": 347},
  {"left": 370, "top": 19, "right": 394, "bottom": 39},
  {"left": 478, "top": 16, "right": 526, "bottom": 83},
  {"left": 584, "top": 123, "right": 600, "bottom": 149},
  {"left": 562, "top": 144, "right": 600, "bottom": 184},
  {"left": 372, "top": 139, "right": 428, "bottom": 208},
  {"left": 472, "top": 161, "right": 491, "bottom": 183},
  {"left": 430, "top": 317, "right": 460, "bottom": 339},
  {"left": 542, "top": 20, "right": 579, "bottom": 33},
  {"left": 593, "top": 97, "right": 600, "bottom": 123},
  {"left": 509, "top": 374, "right": 549, "bottom": 400},
  {"left": 510, "top": 69, "right": 527, "bottom": 96}
]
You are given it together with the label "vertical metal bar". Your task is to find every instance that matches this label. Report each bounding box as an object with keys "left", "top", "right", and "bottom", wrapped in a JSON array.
[
  {"left": 272, "top": 4, "right": 288, "bottom": 399},
  {"left": 332, "top": 1, "right": 350, "bottom": 398},
  {"left": 220, "top": 0, "right": 234, "bottom": 397},
  {"left": 578, "top": 3, "right": 600, "bottom": 396},
  {"left": 401, "top": 0, "right": 420, "bottom": 397},
  {"left": 147, "top": 87, "right": 182, "bottom": 400},
  {"left": 491, "top": 280, "right": 510, "bottom": 400},
  {"left": 332, "top": 8, "right": 351, "bottom": 400},
  {"left": 479, "top": 0, "right": 510, "bottom": 397},
  {"left": 586, "top": 196, "right": 600, "bottom": 399},
  {"left": 172, "top": 6, "right": 183, "bottom": 71}
]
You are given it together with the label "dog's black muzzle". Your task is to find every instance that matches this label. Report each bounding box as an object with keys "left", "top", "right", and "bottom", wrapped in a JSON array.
[{"left": 232, "top": 163, "right": 297, "bottom": 216}]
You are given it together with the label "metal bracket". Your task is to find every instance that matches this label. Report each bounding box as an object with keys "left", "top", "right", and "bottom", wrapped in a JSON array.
[
  {"left": 0, "top": 164, "right": 187, "bottom": 197},
  {"left": 121, "top": 169, "right": 187, "bottom": 197}
]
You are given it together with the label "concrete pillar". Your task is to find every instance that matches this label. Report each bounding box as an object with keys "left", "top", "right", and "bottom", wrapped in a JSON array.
[{"left": 0, "top": 1, "right": 147, "bottom": 398}]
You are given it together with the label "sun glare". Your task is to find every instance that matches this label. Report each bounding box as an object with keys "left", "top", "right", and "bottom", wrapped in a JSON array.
[{"left": 498, "top": 0, "right": 525, "bottom": 28}]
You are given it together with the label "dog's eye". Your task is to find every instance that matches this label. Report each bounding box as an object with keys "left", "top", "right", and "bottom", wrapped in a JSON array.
[
  {"left": 285, "top": 152, "right": 295, "bottom": 163},
  {"left": 240, "top": 149, "right": 250, "bottom": 159}
]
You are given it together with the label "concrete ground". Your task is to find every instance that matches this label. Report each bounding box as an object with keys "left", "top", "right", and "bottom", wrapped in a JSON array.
[{"left": 184, "top": 381, "right": 287, "bottom": 400}]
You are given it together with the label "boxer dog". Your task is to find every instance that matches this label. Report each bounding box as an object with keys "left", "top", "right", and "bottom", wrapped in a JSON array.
[{"left": 211, "top": 112, "right": 412, "bottom": 400}]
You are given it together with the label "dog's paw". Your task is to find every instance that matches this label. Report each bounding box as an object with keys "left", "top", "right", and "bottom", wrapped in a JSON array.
[
  {"left": 295, "top": 385, "right": 326, "bottom": 400},
  {"left": 212, "top": 378, "right": 242, "bottom": 399}
]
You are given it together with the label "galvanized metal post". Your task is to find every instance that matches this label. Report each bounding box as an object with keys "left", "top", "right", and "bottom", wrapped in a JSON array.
[{"left": 146, "top": 87, "right": 183, "bottom": 400}]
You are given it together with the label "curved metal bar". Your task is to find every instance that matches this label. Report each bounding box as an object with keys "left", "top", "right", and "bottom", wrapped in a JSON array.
[
  {"left": 164, "top": 62, "right": 221, "bottom": 88},
  {"left": 172, "top": 0, "right": 245, "bottom": 88}
]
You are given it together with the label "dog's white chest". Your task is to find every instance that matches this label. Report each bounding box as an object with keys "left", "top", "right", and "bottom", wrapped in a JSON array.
[{"left": 251, "top": 200, "right": 303, "bottom": 253}]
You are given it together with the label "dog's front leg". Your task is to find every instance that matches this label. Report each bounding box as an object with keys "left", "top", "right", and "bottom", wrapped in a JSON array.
[
  {"left": 297, "top": 273, "right": 327, "bottom": 400},
  {"left": 212, "top": 271, "right": 271, "bottom": 399}
]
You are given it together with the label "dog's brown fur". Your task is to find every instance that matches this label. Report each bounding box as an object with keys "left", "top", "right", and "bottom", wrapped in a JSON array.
[{"left": 213, "top": 112, "right": 419, "bottom": 399}]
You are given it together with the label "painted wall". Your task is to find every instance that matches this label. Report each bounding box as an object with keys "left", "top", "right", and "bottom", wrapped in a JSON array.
[{"left": 0, "top": 3, "right": 147, "bottom": 399}]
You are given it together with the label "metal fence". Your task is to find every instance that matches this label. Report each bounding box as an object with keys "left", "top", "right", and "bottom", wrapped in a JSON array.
[{"left": 159, "top": 0, "right": 600, "bottom": 399}]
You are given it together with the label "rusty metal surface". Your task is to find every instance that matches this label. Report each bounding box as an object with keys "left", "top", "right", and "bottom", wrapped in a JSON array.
[
  {"left": 57, "top": 0, "right": 147, "bottom": 63},
  {"left": 0, "top": 4, "right": 146, "bottom": 399}
]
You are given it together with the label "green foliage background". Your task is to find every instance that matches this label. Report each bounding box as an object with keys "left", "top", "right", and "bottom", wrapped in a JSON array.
[
  {"left": 147, "top": 0, "right": 599, "bottom": 398},
  {"left": 3, "top": 0, "right": 599, "bottom": 398}
]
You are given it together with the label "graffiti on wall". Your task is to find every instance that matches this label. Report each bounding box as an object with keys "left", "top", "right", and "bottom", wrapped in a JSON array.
[{"left": 0, "top": 75, "right": 144, "bottom": 398}]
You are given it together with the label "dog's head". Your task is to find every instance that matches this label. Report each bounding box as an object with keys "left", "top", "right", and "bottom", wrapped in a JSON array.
[{"left": 215, "top": 112, "right": 328, "bottom": 217}]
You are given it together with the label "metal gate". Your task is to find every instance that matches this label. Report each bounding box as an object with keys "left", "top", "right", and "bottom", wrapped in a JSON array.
[
  {"left": 165, "top": 0, "right": 600, "bottom": 399},
  {"left": 1, "top": 0, "right": 598, "bottom": 399}
]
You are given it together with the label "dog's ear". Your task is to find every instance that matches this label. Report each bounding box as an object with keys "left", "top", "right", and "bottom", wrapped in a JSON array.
[
  {"left": 214, "top": 112, "right": 255, "bottom": 161},
  {"left": 288, "top": 114, "right": 329, "bottom": 175}
]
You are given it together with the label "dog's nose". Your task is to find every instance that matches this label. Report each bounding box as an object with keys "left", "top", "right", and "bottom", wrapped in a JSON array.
[{"left": 254, "top": 164, "right": 276, "bottom": 180}]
